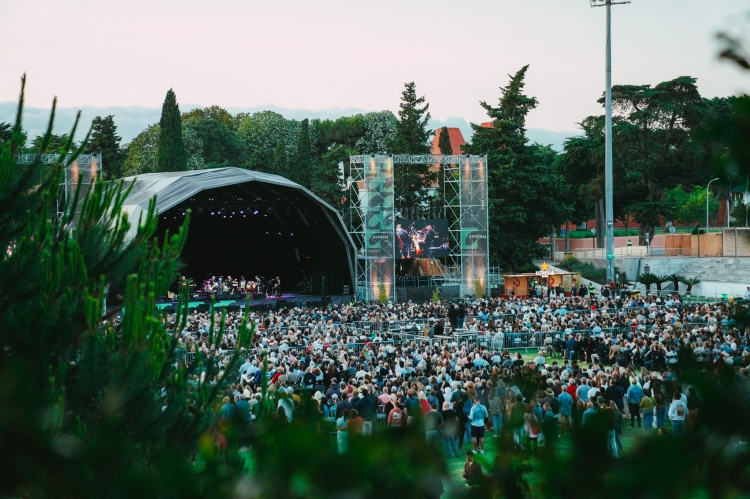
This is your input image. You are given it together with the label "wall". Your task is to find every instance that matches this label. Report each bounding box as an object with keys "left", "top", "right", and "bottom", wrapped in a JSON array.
[{"left": 722, "top": 228, "right": 750, "bottom": 257}]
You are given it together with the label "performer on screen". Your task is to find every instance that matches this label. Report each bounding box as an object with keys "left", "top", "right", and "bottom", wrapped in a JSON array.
[
  {"left": 422, "top": 224, "right": 436, "bottom": 257},
  {"left": 396, "top": 224, "right": 410, "bottom": 259}
]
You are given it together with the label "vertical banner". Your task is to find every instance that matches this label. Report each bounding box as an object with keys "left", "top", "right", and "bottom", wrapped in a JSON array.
[
  {"left": 460, "top": 156, "right": 489, "bottom": 297},
  {"left": 363, "top": 155, "right": 395, "bottom": 301}
]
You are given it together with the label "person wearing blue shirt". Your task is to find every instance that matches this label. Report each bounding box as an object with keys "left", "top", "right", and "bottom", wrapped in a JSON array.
[
  {"left": 626, "top": 380, "right": 644, "bottom": 428},
  {"left": 581, "top": 402, "right": 598, "bottom": 426},
  {"left": 558, "top": 389, "right": 573, "bottom": 437},
  {"left": 469, "top": 397, "right": 489, "bottom": 454}
]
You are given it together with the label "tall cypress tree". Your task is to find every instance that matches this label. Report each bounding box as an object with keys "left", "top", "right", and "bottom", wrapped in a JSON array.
[
  {"left": 296, "top": 118, "right": 312, "bottom": 187},
  {"left": 273, "top": 137, "right": 287, "bottom": 177},
  {"left": 437, "top": 126, "right": 453, "bottom": 156},
  {"left": 86, "top": 115, "right": 125, "bottom": 178},
  {"left": 392, "top": 82, "right": 435, "bottom": 212},
  {"left": 157, "top": 89, "right": 188, "bottom": 172}
]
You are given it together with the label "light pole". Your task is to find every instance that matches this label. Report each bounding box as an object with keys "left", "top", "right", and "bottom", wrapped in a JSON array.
[
  {"left": 590, "top": 0, "right": 630, "bottom": 282},
  {"left": 706, "top": 177, "right": 719, "bottom": 229},
  {"left": 591, "top": 227, "right": 597, "bottom": 250}
]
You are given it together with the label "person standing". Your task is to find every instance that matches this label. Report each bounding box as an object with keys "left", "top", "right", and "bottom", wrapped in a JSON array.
[
  {"left": 425, "top": 403, "right": 444, "bottom": 446},
  {"left": 336, "top": 409, "right": 350, "bottom": 454},
  {"left": 668, "top": 391, "right": 688, "bottom": 437},
  {"left": 469, "top": 397, "right": 489, "bottom": 454},
  {"left": 441, "top": 401, "right": 460, "bottom": 458},
  {"left": 626, "top": 379, "right": 644, "bottom": 428},
  {"left": 558, "top": 388, "right": 573, "bottom": 437},
  {"left": 489, "top": 388, "right": 504, "bottom": 437},
  {"left": 639, "top": 391, "right": 655, "bottom": 431}
]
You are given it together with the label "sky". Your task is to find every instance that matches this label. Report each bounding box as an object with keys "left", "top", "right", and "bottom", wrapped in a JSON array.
[{"left": 1, "top": 0, "right": 749, "bottom": 149}]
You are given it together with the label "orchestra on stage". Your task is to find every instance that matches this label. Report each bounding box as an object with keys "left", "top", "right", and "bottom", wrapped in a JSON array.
[{"left": 170, "top": 275, "right": 282, "bottom": 301}]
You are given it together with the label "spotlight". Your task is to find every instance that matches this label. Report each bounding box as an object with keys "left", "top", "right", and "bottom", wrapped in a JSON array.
[
  {"left": 278, "top": 232, "right": 281, "bottom": 235},
  {"left": 211, "top": 212, "right": 215, "bottom": 215},
  {"left": 290, "top": 233, "right": 293, "bottom": 236},
  {"left": 240, "top": 210, "right": 244, "bottom": 214},
  {"left": 223, "top": 215, "right": 226, "bottom": 218},
  {"left": 253, "top": 210, "right": 259, "bottom": 215},
  {"left": 266, "top": 231, "right": 269, "bottom": 235},
  {"left": 243, "top": 215, "right": 246, "bottom": 218},
  {"left": 232, "top": 211, "right": 235, "bottom": 215}
]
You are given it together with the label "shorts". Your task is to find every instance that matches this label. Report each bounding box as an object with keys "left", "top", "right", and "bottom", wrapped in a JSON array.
[{"left": 471, "top": 425, "right": 485, "bottom": 439}]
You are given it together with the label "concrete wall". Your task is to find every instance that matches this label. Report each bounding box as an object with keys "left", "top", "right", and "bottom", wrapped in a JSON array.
[{"left": 722, "top": 228, "right": 750, "bottom": 257}]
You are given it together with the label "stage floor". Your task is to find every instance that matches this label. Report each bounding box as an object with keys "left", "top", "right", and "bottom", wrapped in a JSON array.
[{"left": 154, "top": 293, "right": 350, "bottom": 310}]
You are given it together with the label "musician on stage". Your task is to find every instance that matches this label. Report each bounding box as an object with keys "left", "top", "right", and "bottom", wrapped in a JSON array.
[{"left": 272, "top": 276, "right": 281, "bottom": 297}]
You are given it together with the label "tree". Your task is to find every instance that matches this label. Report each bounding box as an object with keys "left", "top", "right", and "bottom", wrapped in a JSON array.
[
  {"left": 237, "top": 111, "right": 299, "bottom": 174},
  {"left": 273, "top": 137, "right": 288, "bottom": 177},
  {"left": 182, "top": 124, "right": 206, "bottom": 170},
  {"left": 182, "top": 105, "right": 236, "bottom": 130},
  {"left": 28, "top": 133, "right": 77, "bottom": 154},
  {"left": 355, "top": 111, "right": 397, "bottom": 155},
  {"left": 437, "top": 126, "right": 452, "bottom": 156},
  {"left": 157, "top": 88, "right": 188, "bottom": 172},
  {"left": 86, "top": 115, "right": 125, "bottom": 178},
  {"left": 391, "top": 83, "right": 435, "bottom": 211},
  {"left": 124, "top": 124, "right": 204, "bottom": 176},
  {"left": 665, "top": 185, "right": 719, "bottom": 231},
  {"left": 183, "top": 117, "right": 244, "bottom": 168},
  {"left": 463, "top": 66, "right": 570, "bottom": 270},
  {"left": 294, "top": 118, "right": 312, "bottom": 187},
  {"left": 0, "top": 75, "right": 252, "bottom": 499}
]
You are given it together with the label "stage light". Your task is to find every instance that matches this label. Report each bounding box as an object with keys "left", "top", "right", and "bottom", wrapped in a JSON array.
[
  {"left": 290, "top": 233, "right": 294, "bottom": 236},
  {"left": 211, "top": 212, "right": 215, "bottom": 215},
  {"left": 266, "top": 231, "right": 269, "bottom": 235},
  {"left": 278, "top": 232, "right": 281, "bottom": 235},
  {"left": 253, "top": 210, "right": 259, "bottom": 215},
  {"left": 240, "top": 210, "right": 244, "bottom": 214},
  {"left": 223, "top": 215, "right": 226, "bottom": 218},
  {"left": 243, "top": 215, "right": 246, "bottom": 218},
  {"left": 232, "top": 211, "right": 235, "bottom": 215}
]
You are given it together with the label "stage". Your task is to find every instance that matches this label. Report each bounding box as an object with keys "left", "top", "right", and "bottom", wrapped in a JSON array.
[{"left": 154, "top": 292, "right": 352, "bottom": 312}]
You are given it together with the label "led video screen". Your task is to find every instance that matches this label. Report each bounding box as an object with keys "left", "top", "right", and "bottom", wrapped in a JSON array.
[{"left": 394, "top": 219, "right": 449, "bottom": 259}]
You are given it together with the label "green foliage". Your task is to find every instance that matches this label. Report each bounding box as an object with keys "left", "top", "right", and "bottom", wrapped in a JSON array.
[
  {"left": 636, "top": 272, "right": 660, "bottom": 294},
  {"left": 123, "top": 124, "right": 160, "bottom": 175},
  {"left": 557, "top": 258, "right": 605, "bottom": 285},
  {"left": 437, "top": 126, "right": 452, "bottom": 155},
  {"left": 665, "top": 185, "right": 719, "bottom": 228},
  {"left": 124, "top": 124, "right": 205, "bottom": 176},
  {"left": 378, "top": 284, "right": 389, "bottom": 303},
  {"left": 0, "top": 76, "right": 253, "bottom": 498},
  {"left": 182, "top": 105, "right": 237, "bottom": 130},
  {"left": 85, "top": 115, "right": 125, "bottom": 179},
  {"left": 294, "top": 118, "right": 312, "bottom": 187},
  {"left": 29, "top": 132, "right": 78, "bottom": 154},
  {"left": 679, "top": 275, "right": 701, "bottom": 293},
  {"left": 236, "top": 111, "right": 299, "bottom": 174},
  {"left": 183, "top": 117, "right": 244, "bottom": 168},
  {"left": 730, "top": 199, "right": 749, "bottom": 227},
  {"left": 355, "top": 110, "right": 398, "bottom": 155},
  {"left": 157, "top": 88, "right": 188, "bottom": 172},
  {"left": 463, "top": 66, "right": 570, "bottom": 270}
]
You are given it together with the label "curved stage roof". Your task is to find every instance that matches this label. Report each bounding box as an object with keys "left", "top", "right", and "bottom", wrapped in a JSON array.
[{"left": 120, "top": 167, "right": 356, "bottom": 291}]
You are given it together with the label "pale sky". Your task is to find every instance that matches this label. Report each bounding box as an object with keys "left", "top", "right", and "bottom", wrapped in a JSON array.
[{"left": 1, "top": 0, "right": 749, "bottom": 143}]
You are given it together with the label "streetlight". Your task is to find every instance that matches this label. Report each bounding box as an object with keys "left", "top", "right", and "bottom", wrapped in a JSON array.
[
  {"left": 591, "top": 227, "right": 597, "bottom": 249},
  {"left": 706, "top": 177, "right": 719, "bottom": 229},
  {"left": 589, "top": 0, "right": 630, "bottom": 282}
]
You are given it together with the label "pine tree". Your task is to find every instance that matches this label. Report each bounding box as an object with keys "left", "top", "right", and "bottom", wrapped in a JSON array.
[
  {"left": 463, "top": 66, "right": 569, "bottom": 270},
  {"left": 392, "top": 82, "right": 435, "bottom": 212},
  {"left": 157, "top": 89, "right": 188, "bottom": 172},
  {"left": 86, "top": 115, "right": 125, "bottom": 178},
  {"left": 296, "top": 118, "right": 312, "bottom": 187},
  {"left": 273, "top": 137, "right": 287, "bottom": 177}
]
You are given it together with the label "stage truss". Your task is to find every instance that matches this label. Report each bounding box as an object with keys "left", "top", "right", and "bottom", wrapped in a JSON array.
[
  {"left": 349, "top": 154, "right": 489, "bottom": 301},
  {"left": 16, "top": 153, "right": 101, "bottom": 221}
]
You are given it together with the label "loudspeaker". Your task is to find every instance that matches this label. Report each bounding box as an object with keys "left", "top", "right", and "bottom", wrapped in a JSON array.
[{"left": 312, "top": 270, "right": 334, "bottom": 295}]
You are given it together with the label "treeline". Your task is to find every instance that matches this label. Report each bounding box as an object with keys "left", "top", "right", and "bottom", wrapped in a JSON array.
[{"left": 3, "top": 68, "right": 747, "bottom": 271}]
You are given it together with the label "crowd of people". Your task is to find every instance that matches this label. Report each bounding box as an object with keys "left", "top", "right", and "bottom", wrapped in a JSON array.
[{"left": 154, "top": 292, "right": 749, "bottom": 486}]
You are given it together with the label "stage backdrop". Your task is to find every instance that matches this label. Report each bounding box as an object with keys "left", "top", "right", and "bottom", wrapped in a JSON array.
[
  {"left": 363, "top": 155, "right": 395, "bottom": 301},
  {"left": 460, "top": 156, "right": 489, "bottom": 297}
]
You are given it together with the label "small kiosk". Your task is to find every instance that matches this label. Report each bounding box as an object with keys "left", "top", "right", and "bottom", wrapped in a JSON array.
[{"left": 502, "top": 263, "right": 581, "bottom": 297}]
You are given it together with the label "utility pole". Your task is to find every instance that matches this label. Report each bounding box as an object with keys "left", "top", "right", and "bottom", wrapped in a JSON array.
[{"left": 589, "top": 0, "right": 630, "bottom": 282}]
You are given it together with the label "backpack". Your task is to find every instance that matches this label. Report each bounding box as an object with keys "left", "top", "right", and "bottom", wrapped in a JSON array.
[{"left": 390, "top": 408, "right": 403, "bottom": 425}]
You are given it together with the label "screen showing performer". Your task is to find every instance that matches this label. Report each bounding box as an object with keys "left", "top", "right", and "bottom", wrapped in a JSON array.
[{"left": 394, "top": 219, "right": 449, "bottom": 259}]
